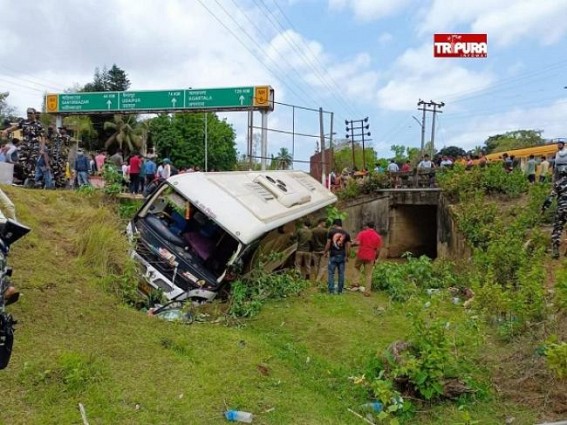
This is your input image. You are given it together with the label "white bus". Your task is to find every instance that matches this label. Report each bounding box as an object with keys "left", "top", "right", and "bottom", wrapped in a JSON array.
[{"left": 127, "top": 170, "right": 337, "bottom": 302}]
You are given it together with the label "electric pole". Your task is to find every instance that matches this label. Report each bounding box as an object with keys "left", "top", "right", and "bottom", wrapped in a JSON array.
[
  {"left": 345, "top": 117, "right": 371, "bottom": 170},
  {"left": 417, "top": 100, "right": 427, "bottom": 158},
  {"left": 416, "top": 100, "right": 445, "bottom": 158}
]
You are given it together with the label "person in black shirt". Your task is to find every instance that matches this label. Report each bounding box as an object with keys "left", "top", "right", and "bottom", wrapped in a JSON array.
[{"left": 323, "top": 218, "right": 351, "bottom": 294}]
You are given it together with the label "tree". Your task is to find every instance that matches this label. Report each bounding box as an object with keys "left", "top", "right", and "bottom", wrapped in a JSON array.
[
  {"left": 390, "top": 145, "right": 407, "bottom": 163},
  {"left": 149, "top": 112, "right": 237, "bottom": 171},
  {"left": 106, "top": 64, "right": 130, "bottom": 91},
  {"left": 484, "top": 130, "right": 545, "bottom": 154},
  {"left": 81, "top": 64, "right": 132, "bottom": 151},
  {"left": 274, "top": 147, "right": 293, "bottom": 169},
  {"left": 63, "top": 115, "right": 97, "bottom": 149},
  {"left": 104, "top": 114, "right": 141, "bottom": 153},
  {"left": 333, "top": 145, "right": 376, "bottom": 172},
  {"left": 82, "top": 64, "right": 130, "bottom": 92},
  {"left": 438, "top": 146, "right": 466, "bottom": 158},
  {"left": 0, "top": 92, "right": 17, "bottom": 124},
  {"left": 137, "top": 119, "right": 151, "bottom": 156}
]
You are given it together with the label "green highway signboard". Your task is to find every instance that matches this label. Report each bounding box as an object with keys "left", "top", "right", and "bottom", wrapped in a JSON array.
[{"left": 46, "top": 86, "right": 273, "bottom": 114}]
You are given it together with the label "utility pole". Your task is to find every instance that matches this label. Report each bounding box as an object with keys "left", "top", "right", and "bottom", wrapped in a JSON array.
[
  {"left": 416, "top": 99, "right": 444, "bottom": 158},
  {"left": 429, "top": 100, "right": 444, "bottom": 158},
  {"left": 345, "top": 117, "right": 371, "bottom": 170},
  {"left": 319, "top": 107, "right": 325, "bottom": 185},
  {"left": 417, "top": 100, "right": 427, "bottom": 158}
]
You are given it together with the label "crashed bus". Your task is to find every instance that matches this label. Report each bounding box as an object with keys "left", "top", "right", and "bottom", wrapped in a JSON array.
[{"left": 127, "top": 170, "right": 337, "bottom": 302}]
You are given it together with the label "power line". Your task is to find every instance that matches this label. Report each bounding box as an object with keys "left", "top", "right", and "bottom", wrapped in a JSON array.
[
  {"left": 194, "top": 0, "right": 324, "bottom": 109},
  {"left": 262, "top": 0, "right": 363, "bottom": 119},
  {"left": 444, "top": 57, "right": 567, "bottom": 104},
  {"left": 210, "top": 0, "right": 329, "bottom": 109},
  {"left": 0, "top": 64, "right": 68, "bottom": 91}
]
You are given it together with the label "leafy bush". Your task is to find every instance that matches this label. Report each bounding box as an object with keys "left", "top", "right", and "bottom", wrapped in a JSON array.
[
  {"left": 337, "top": 178, "right": 360, "bottom": 200},
  {"left": 555, "top": 265, "right": 567, "bottom": 311},
  {"left": 545, "top": 341, "right": 567, "bottom": 379},
  {"left": 473, "top": 245, "right": 547, "bottom": 339},
  {"left": 372, "top": 255, "right": 459, "bottom": 301},
  {"left": 101, "top": 163, "right": 123, "bottom": 195},
  {"left": 118, "top": 199, "right": 143, "bottom": 220},
  {"left": 325, "top": 205, "right": 348, "bottom": 226},
  {"left": 437, "top": 164, "right": 529, "bottom": 201},
  {"left": 229, "top": 254, "right": 309, "bottom": 318},
  {"left": 452, "top": 193, "right": 500, "bottom": 249},
  {"left": 356, "top": 299, "right": 479, "bottom": 415},
  {"left": 360, "top": 173, "right": 391, "bottom": 194}
]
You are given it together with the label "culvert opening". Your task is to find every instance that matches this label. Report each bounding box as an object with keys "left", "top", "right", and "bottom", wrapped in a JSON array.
[{"left": 388, "top": 205, "right": 437, "bottom": 259}]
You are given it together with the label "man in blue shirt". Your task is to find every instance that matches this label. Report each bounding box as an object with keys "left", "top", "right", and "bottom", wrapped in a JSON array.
[{"left": 143, "top": 157, "right": 157, "bottom": 185}]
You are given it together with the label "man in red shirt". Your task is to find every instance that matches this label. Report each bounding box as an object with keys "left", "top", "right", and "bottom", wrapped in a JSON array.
[
  {"left": 353, "top": 222, "right": 382, "bottom": 296},
  {"left": 128, "top": 152, "right": 142, "bottom": 194}
]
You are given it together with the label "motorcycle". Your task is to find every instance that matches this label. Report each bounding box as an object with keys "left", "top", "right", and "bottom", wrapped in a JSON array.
[{"left": 0, "top": 219, "right": 31, "bottom": 370}]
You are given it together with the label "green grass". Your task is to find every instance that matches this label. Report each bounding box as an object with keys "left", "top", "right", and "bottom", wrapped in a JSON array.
[{"left": 0, "top": 186, "right": 539, "bottom": 424}]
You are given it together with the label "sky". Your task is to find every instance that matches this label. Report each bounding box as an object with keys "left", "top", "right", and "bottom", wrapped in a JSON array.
[{"left": 1, "top": 0, "right": 567, "bottom": 171}]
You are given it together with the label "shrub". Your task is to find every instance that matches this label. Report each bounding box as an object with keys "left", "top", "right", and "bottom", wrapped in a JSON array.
[
  {"left": 545, "top": 341, "right": 567, "bottom": 379},
  {"left": 437, "top": 163, "right": 529, "bottom": 201},
  {"left": 337, "top": 178, "right": 360, "bottom": 200},
  {"left": 453, "top": 193, "right": 500, "bottom": 249},
  {"left": 229, "top": 254, "right": 309, "bottom": 318},
  {"left": 372, "top": 255, "right": 459, "bottom": 301},
  {"left": 360, "top": 173, "right": 391, "bottom": 194}
]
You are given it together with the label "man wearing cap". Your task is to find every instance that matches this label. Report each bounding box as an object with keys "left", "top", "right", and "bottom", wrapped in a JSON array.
[
  {"left": 2, "top": 107, "right": 46, "bottom": 185},
  {"left": 2, "top": 108, "right": 44, "bottom": 145}
]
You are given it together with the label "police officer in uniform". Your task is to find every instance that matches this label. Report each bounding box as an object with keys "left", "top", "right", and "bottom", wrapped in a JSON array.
[
  {"left": 1, "top": 107, "right": 46, "bottom": 186},
  {"left": 542, "top": 161, "right": 567, "bottom": 259}
]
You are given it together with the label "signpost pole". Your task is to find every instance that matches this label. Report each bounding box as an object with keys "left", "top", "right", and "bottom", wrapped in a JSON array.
[
  {"left": 247, "top": 109, "right": 253, "bottom": 169},
  {"left": 260, "top": 110, "right": 268, "bottom": 170},
  {"left": 204, "top": 112, "right": 208, "bottom": 172}
]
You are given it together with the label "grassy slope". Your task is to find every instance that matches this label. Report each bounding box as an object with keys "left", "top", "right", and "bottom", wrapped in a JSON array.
[{"left": 0, "top": 187, "right": 536, "bottom": 425}]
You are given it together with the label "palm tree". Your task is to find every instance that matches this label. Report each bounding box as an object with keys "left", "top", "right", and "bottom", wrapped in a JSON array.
[
  {"left": 136, "top": 119, "right": 151, "bottom": 156},
  {"left": 63, "top": 116, "right": 96, "bottom": 150},
  {"left": 104, "top": 114, "right": 141, "bottom": 153},
  {"left": 275, "top": 147, "right": 293, "bottom": 170}
]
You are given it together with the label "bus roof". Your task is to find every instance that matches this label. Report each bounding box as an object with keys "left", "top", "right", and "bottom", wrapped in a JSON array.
[
  {"left": 485, "top": 144, "right": 559, "bottom": 161},
  {"left": 166, "top": 170, "right": 337, "bottom": 244}
]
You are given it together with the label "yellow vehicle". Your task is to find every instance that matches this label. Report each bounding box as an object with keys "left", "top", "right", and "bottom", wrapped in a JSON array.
[
  {"left": 484, "top": 143, "right": 563, "bottom": 178},
  {"left": 485, "top": 144, "right": 559, "bottom": 163}
]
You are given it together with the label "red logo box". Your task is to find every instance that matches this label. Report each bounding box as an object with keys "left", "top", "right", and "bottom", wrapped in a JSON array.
[{"left": 434, "top": 34, "right": 487, "bottom": 58}]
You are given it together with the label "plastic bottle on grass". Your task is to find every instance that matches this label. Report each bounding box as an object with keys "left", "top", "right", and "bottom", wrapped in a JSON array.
[
  {"left": 361, "top": 401, "right": 383, "bottom": 412},
  {"left": 225, "top": 410, "right": 253, "bottom": 423}
]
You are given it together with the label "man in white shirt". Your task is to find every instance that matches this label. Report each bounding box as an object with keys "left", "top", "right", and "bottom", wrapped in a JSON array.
[
  {"left": 417, "top": 154, "right": 434, "bottom": 187},
  {"left": 387, "top": 159, "right": 400, "bottom": 188},
  {"left": 440, "top": 156, "right": 453, "bottom": 168},
  {"left": 417, "top": 154, "right": 434, "bottom": 170},
  {"left": 386, "top": 159, "right": 399, "bottom": 172}
]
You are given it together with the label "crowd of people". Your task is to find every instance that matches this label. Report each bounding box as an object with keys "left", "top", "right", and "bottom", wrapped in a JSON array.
[
  {"left": 294, "top": 217, "right": 382, "bottom": 296},
  {"left": 1, "top": 107, "right": 71, "bottom": 188},
  {"left": 0, "top": 106, "right": 219, "bottom": 194}
]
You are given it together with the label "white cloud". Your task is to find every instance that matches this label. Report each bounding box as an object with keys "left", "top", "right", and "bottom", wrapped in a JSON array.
[
  {"left": 443, "top": 99, "right": 567, "bottom": 150},
  {"left": 328, "top": 0, "right": 413, "bottom": 22},
  {"left": 376, "top": 43, "right": 494, "bottom": 111},
  {"left": 420, "top": 0, "right": 567, "bottom": 47}
]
